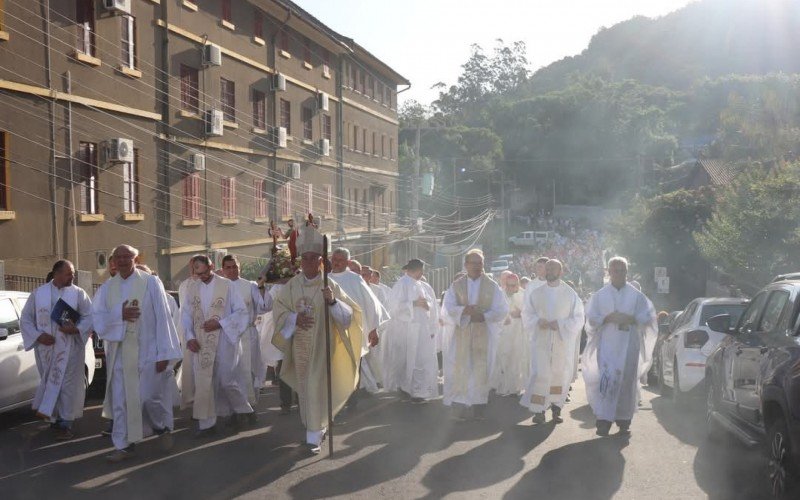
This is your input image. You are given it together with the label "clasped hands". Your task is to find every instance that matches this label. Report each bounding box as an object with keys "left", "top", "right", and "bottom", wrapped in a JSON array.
[
  {"left": 537, "top": 318, "right": 560, "bottom": 330},
  {"left": 462, "top": 305, "right": 485, "bottom": 323},
  {"left": 603, "top": 311, "right": 636, "bottom": 328},
  {"left": 413, "top": 297, "right": 430, "bottom": 311}
]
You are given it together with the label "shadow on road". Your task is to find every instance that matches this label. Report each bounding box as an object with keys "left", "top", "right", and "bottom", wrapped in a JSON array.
[
  {"left": 568, "top": 403, "right": 596, "bottom": 430},
  {"left": 650, "top": 394, "right": 770, "bottom": 500},
  {"left": 504, "top": 435, "right": 628, "bottom": 500}
]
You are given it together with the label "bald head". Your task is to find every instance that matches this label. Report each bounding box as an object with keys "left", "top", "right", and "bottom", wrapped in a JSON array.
[
  {"left": 545, "top": 259, "right": 563, "bottom": 283},
  {"left": 348, "top": 259, "right": 362, "bottom": 274}
]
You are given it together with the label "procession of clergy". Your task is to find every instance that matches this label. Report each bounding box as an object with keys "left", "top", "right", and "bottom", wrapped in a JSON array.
[{"left": 19, "top": 222, "right": 657, "bottom": 461}]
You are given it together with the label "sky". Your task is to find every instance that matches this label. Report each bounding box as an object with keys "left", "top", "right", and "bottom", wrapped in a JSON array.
[{"left": 294, "top": 0, "right": 696, "bottom": 107}]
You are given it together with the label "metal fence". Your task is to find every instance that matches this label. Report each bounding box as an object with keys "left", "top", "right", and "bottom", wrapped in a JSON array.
[{"left": 5, "top": 274, "right": 46, "bottom": 293}]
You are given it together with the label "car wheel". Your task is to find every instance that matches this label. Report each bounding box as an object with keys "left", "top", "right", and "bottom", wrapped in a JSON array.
[
  {"left": 767, "top": 417, "right": 798, "bottom": 499},
  {"left": 658, "top": 358, "right": 672, "bottom": 397},
  {"left": 672, "top": 358, "right": 688, "bottom": 407},
  {"left": 706, "top": 378, "right": 724, "bottom": 442}
]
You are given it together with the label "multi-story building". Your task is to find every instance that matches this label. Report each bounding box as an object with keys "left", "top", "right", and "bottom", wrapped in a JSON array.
[{"left": 0, "top": 0, "right": 409, "bottom": 289}]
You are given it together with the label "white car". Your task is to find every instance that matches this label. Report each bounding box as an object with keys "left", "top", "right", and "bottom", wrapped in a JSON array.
[
  {"left": 658, "top": 297, "right": 748, "bottom": 404},
  {"left": 0, "top": 291, "right": 96, "bottom": 414},
  {"left": 489, "top": 259, "right": 510, "bottom": 275}
]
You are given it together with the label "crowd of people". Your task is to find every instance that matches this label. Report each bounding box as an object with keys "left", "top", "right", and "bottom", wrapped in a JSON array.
[{"left": 19, "top": 222, "right": 659, "bottom": 462}]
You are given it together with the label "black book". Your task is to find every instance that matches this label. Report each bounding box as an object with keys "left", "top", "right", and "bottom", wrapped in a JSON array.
[{"left": 50, "top": 298, "right": 80, "bottom": 326}]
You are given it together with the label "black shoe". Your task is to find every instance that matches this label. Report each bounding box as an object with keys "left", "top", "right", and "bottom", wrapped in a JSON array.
[
  {"left": 307, "top": 442, "right": 322, "bottom": 455},
  {"left": 194, "top": 426, "right": 218, "bottom": 439},
  {"left": 616, "top": 422, "right": 631, "bottom": 436},
  {"left": 532, "top": 412, "right": 546, "bottom": 424},
  {"left": 551, "top": 405, "right": 563, "bottom": 424},
  {"left": 244, "top": 412, "right": 258, "bottom": 426},
  {"left": 472, "top": 405, "right": 487, "bottom": 421},
  {"left": 410, "top": 397, "right": 425, "bottom": 404},
  {"left": 596, "top": 420, "right": 612, "bottom": 437},
  {"left": 101, "top": 421, "right": 114, "bottom": 437}
]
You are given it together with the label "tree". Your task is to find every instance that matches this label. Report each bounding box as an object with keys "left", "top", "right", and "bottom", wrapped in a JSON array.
[{"left": 695, "top": 162, "right": 800, "bottom": 287}]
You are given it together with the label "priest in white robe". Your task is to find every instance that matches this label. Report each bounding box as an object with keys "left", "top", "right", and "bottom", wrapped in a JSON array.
[
  {"left": 442, "top": 249, "right": 509, "bottom": 420},
  {"left": 181, "top": 254, "right": 254, "bottom": 437},
  {"left": 490, "top": 273, "right": 528, "bottom": 396},
  {"left": 93, "top": 245, "right": 182, "bottom": 462},
  {"left": 272, "top": 225, "right": 363, "bottom": 454},
  {"left": 383, "top": 259, "right": 440, "bottom": 403},
  {"left": 520, "top": 260, "right": 585, "bottom": 424},
  {"left": 20, "top": 260, "right": 93, "bottom": 441},
  {"left": 221, "top": 255, "right": 273, "bottom": 406},
  {"left": 583, "top": 257, "right": 657, "bottom": 436},
  {"left": 330, "top": 249, "right": 386, "bottom": 400}
]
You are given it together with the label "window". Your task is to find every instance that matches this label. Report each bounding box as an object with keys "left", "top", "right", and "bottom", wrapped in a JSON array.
[
  {"left": 0, "top": 0, "right": 5, "bottom": 32},
  {"left": 372, "top": 132, "right": 377, "bottom": 155},
  {"left": 221, "top": 177, "right": 236, "bottom": 218},
  {"left": 378, "top": 82, "right": 385, "bottom": 104},
  {"left": 0, "top": 131, "right": 8, "bottom": 211},
  {"left": 180, "top": 65, "right": 199, "bottom": 113},
  {"left": 280, "top": 99, "right": 291, "bottom": 134},
  {"left": 121, "top": 15, "right": 136, "bottom": 69},
  {"left": 253, "top": 90, "right": 266, "bottom": 129},
  {"left": 0, "top": 298, "right": 19, "bottom": 334},
  {"left": 78, "top": 142, "right": 99, "bottom": 214},
  {"left": 381, "top": 135, "right": 386, "bottom": 158},
  {"left": 221, "top": 0, "right": 232, "bottom": 23},
  {"left": 343, "top": 121, "right": 350, "bottom": 149},
  {"left": 280, "top": 31, "right": 289, "bottom": 52},
  {"left": 383, "top": 85, "right": 389, "bottom": 105},
  {"left": 389, "top": 191, "right": 393, "bottom": 212},
  {"left": 700, "top": 304, "right": 747, "bottom": 329},
  {"left": 323, "top": 115, "right": 331, "bottom": 142},
  {"left": 389, "top": 138, "right": 394, "bottom": 159},
  {"left": 350, "top": 65, "right": 357, "bottom": 90},
  {"left": 739, "top": 292, "right": 768, "bottom": 334},
  {"left": 253, "top": 10, "right": 263, "bottom": 39},
  {"left": 359, "top": 70, "right": 366, "bottom": 94},
  {"left": 183, "top": 173, "right": 201, "bottom": 219},
  {"left": 279, "top": 181, "right": 292, "bottom": 217},
  {"left": 361, "top": 188, "right": 367, "bottom": 214},
  {"left": 122, "top": 149, "right": 139, "bottom": 214},
  {"left": 353, "top": 125, "right": 359, "bottom": 151},
  {"left": 220, "top": 78, "right": 235, "bottom": 122},
  {"left": 362, "top": 129, "right": 367, "bottom": 154},
  {"left": 76, "top": 0, "right": 95, "bottom": 56},
  {"left": 253, "top": 178, "right": 267, "bottom": 218},
  {"left": 324, "top": 184, "right": 332, "bottom": 215},
  {"left": 303, "top": 38, "right": 312, "bottom": 65},
  {"left": 302, "top": 106, "right": 313, "bottom": 141},
  {"left": 322, "top": 50, "right": 331, "bottom": 77},
  {"left": 760, "top": 291, "right": 790, "bottom": 333},
  {"left": 305, "top": 183, "right": 313, "bottom": 212}
]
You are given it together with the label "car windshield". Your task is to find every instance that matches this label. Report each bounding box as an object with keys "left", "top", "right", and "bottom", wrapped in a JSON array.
[{"left": 700, "top": 304, "right": 747, "bottom": 328}]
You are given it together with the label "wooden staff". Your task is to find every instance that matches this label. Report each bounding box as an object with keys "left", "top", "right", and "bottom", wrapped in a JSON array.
[{"left": 322, "top": 235, "right": 334, "bottom": 457}]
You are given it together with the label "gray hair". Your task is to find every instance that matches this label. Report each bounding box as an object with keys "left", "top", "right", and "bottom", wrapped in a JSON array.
[
  {"left": 607, "top": 256, "right": 629, "bottom": 270},
  {"left": 464, "top": 248, "right": 484, "bottom": 263},
  {"left": 332, "top": 247, "right": 351, "bottom": 260},
  {"left": 112, "top": 244, "right": 139, "bottom": 258}
]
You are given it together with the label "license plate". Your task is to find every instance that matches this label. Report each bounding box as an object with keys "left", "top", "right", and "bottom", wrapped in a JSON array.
[{"left": 95, "top": 359, "right": 103, "bottom": 369}]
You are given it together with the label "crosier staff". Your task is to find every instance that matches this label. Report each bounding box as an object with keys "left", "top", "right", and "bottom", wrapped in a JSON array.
[{"left": 322, "top": 235, "right": 334, "bottom": 457}]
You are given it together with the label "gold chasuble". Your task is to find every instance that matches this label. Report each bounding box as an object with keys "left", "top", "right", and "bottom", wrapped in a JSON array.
[
  {"left": 272, "top": 275, "right": 363, "bottom": 432},
  {"left": 451, "top": 275, "right": 496, "bottom": 400}
]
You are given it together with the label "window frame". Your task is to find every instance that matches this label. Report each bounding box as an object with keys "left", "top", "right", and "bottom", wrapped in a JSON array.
[
  {"left": 76, "top": 0, "right": 96, "bottom": 56},
  {"left": 323, "top": 115, "right": 332, "bottom": 142},
  {"left": 759, "top": 290, "right": 791, "bottom": 333},
  {"left": 221, "top": 176, "right": 236, "bottom": 219},
  {"left": 183, "top": 172, "right": 201, "bottom": 220},
  {"left": 253, "top": 10, "right": 263, "bottom": 39},
  {"left": 279, "top": 99, "right": 291, "bottom": 135},
  {"left": 302, "top": 106, "right": 313, "bottom": 141},
  {"left": 121, "top": 14, "right": 137, "bottom": 70},
  {"left": 122, "top": 149, "right": 139, "bottom": 214},
  {"left": 0, "top": 130, "right": 9, "bottom": 211},
  {"left": 220, "top": 77, "right": 236, "bottom": 122},
  {"left": 253, "top": 178, "right": 267, "bottom": 219},
  {"left": 221, "top": 0, "right": 232, "bottom": 23},
  {"left": 180, "top": 64, "right": 199, "bottom": 113},
  {"left": 78, "top": 141, "right": 99, "bottom": 215},
  {"left": 252, "top": 89, "right": 266, "bottom": 129}
]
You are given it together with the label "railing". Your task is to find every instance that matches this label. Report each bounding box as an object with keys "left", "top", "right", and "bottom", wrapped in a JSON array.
[{"left": 5, "top": 275, "right": 46, "bottom": 293}]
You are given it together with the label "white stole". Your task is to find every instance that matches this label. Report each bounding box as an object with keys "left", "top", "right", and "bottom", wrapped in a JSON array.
[
  {"left": 102, "top": 271, "right": 148, "bottom": 443},
  {"left": 32, "top": 284, "right": 79, "bottom": 419}
]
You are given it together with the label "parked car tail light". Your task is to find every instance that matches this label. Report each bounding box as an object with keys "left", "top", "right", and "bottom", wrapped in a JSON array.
[{"left": 685, "top": 329, "right": 709, "bottom": 348}]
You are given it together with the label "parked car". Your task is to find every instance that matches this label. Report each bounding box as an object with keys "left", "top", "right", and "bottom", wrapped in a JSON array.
[
  {"left": 508, "top": 231, "right": 554, "bottom": 246},
  {"left": 647, "top": 310, "right": 683, "bottom": 385},
  {"left": 0, "top": 291, "right": 96, "bottom": 414},
  {"left": 489, "top": 259, "right": 510, "bottom": 277},
  {"left": 705, "top": 279, "right": 800, "bottom": 498},
  {"left": 658, "top": 297, "right": 748, "bottom": 404}
]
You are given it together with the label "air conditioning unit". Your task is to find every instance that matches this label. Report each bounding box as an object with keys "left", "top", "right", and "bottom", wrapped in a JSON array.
[
  {"left": 277, "top": 126, "right": 287, "bottom": 148},
  {"left": 103, "top": 0, "right": 131, "bottom": 14},
  {"left": 272, "top": 73, "right": 286, "bottom": 92},
  {"left": 203, "top": 44, "right": 222, "bottom": 67},
  {"left": 204, "top": 109, "right": 224, "bottom": 136},
  {"left": 317, "top": 91, "right": 329, "bottom": 112},
  {"left": 319, "top": 138, "right": 330, "bottom": 157},
  {"left": 189, "top": 153, "right": 205, "bottom": 172},
  {"left": 290, "top": 162, "right": 301, "bottom": 179},
  {"left": 105, "top": 138, "right": 134, "bottom": 163}
]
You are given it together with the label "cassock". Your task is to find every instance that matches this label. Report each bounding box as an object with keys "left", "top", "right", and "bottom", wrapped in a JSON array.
[
  {"left": 180, "top": 274, "right": 252, "bottom": 430},
  {"left": 383, "top": 274, "right": 440, "bottom": 400},
  {"left": 272, "top": 274, "right": 363, "bottom": 446},
  {"left": 230, "top": 278, "right": 272, "bottom": 404},
  {"left": 20, "top": 282, "right": 93, "bottom": 425},
  {"left": 490, "top": 288, "right": 528, "bottom": 396},
  {"left": 93, "top": 269, "right": 182, "bottom": 450},
  {"left": 330, "top": 269, "right": 390, "bottom": 393},
  {"left": 442, "top": 275, "right": 508, "bottom": 407},
  {"left": 582, "top": 283, "right": 657, "bottom": 422},
  {"left": 259, "top": 283, "right": 285, "bottom": 371},
  {"left": 520, "top": 281, "right": 584, "bottom": 413}
]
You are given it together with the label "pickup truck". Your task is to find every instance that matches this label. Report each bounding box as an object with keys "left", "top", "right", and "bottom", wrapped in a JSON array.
[{"left": 509, "top": 231, "right": 553, "bottom": 246}]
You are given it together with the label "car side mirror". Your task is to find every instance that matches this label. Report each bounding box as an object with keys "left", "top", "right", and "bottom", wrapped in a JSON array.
[
  {"left": 706, "top": 314, "right": 733, "bottom": 334},
  {"left": 0, "top": 328, "right": 8, "bottom": 340}
]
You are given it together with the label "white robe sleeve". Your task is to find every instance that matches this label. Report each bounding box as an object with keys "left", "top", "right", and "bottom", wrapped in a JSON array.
[
  {"left": 19, "top": 290, "right": 41, "bottom": 351},
  {"left": 76, "top": 288, "right": 94, "bottom": 345},
  {"left": 443, "top": 286, "right": 465, "bottom": 321},
  {"left": 585, "top": 291, "right": 606, "bottom": 332},
  {"left": 181, "top": 296, "right": 196, "bottom": 342},
  {"left": 280, "top": 312, "right": 298, "bottom": 339},
  {"left": 483, "top": 284, "right": 510, "bottom": 324},
  {"left": 330, "top": 300, "right": 353, "bottom": 329},
  {"left": 521, "top": 286, "right": 540, "bottom": 332},
  {"left": 556, "top": 290, "right": 585, "bottom": 342},
  {"left": 254, "top": 283, "right": 272, "bottom": 314},
  {"left": 92, "top": 284, "right": 127, "bottom": 342},
  {"left": 389, "top": 279, "right": 414, "bottom": 322},
  {"left": 147, "top": 276, "right": 183, "bottom": 362},
  {"left": 220, "top": 284, "right": 249, "bottom": 345}
]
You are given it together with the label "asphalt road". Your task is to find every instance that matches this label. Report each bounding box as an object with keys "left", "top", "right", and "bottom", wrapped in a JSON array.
[{"left": 0, "top": 376, "right": 774, "bottom": 500}]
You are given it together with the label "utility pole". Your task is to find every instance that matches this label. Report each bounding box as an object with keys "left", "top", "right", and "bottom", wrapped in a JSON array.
[
  {"left": 411, "top": 123, "right": 420, "bottom": 256},
  {"left": 500, "top": 168, "right": 506, "bottom": 250}
]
